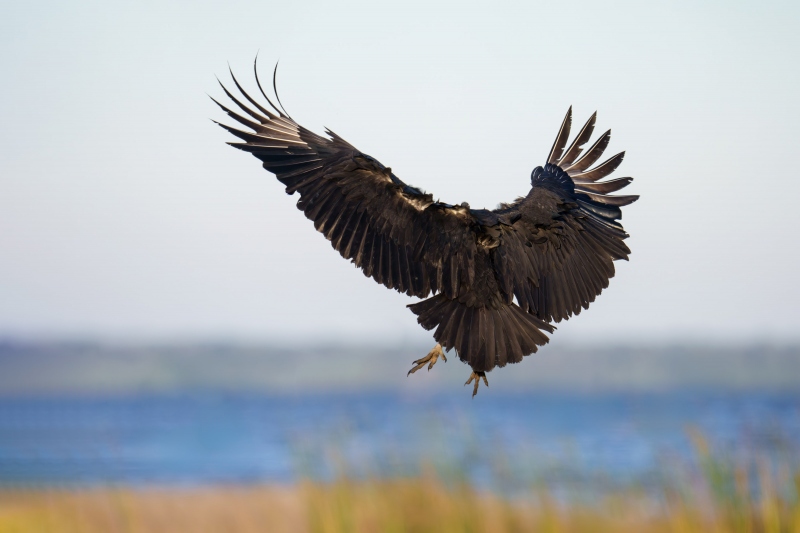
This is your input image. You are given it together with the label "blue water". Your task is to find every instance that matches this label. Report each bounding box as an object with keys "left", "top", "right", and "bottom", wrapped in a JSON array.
[{"left": 0, "top": 391, "right": 798, "bottom": 489}]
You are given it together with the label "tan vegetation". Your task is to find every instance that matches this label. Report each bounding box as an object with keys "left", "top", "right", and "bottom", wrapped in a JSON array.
[
  {"left": 1, "top": 432, "right": 797, "bottom": 532},
  {"left": 1, "top": 461, "right": 798, "bottom": 533}
]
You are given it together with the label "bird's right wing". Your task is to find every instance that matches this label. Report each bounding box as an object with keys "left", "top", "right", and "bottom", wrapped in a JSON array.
[
  {"left": 211, "top": 63, "right": 478, "bottom": 300},
  {"left": 492, "top": 108, "right": 639, "bottom": 323}
]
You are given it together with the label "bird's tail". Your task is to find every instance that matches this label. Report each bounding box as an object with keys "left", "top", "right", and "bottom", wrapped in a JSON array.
[{"left": 408, "top": 295, "right": 554, "bottom": 372}]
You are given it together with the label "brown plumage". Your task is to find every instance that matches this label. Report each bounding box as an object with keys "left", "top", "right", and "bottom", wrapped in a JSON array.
[{"left": 212, "top": 60, "right": 639, "bottom": 395}]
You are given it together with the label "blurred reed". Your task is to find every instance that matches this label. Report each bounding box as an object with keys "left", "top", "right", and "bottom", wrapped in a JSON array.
[{"left": 0, "top": 437, "right": 798, "bottom": 533}]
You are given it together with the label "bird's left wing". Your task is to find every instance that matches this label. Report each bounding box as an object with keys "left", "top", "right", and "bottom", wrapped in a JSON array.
[{"left": 211, "top": 64, "right": 478, "bottom": 299}]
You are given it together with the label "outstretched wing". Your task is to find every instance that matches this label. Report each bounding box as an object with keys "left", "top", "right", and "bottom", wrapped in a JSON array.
[
  {"left": 211, "top": 62, "right": 477, "bottom": 299},
  {"left": 493, "top": 108, "right": 638, "bottom": 323}
]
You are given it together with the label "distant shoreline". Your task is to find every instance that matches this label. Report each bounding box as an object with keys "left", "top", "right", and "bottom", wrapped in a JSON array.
[{"left": 2, "top": 341, "right": 799, "bottom": 394}]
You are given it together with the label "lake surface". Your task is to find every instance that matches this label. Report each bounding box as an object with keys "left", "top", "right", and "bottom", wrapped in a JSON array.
[{"left": 1, "top": 391, "right": 798, "bottom": 489}]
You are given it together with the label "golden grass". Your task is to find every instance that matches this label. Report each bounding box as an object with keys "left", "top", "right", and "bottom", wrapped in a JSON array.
[
  {"left": 1, "top": 435, "right": 798, "bottom": 533},
  {"left": 0, "top": 469, "right": 798, "bottom": 533},
  {"left": 0, "top": 486, "right": 300, "bottom": 533}
]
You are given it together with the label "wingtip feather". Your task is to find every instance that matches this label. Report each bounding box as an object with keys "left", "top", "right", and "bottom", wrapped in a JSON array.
[{"left": 547, "top": 107, "right": 573, "bottom": 165}]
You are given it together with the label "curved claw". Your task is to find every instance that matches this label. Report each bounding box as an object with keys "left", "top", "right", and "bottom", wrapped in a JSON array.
[
  {"left": 464, "top": 371, "right": 488, "bottom": 397},
  {"left": 407, "top": 344, "right": 446, "bottom": 376}
]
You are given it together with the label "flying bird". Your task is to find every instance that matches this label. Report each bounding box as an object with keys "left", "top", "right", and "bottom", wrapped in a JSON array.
[{"left": 211, "top": 61, "right": 638, "bottom": 396}]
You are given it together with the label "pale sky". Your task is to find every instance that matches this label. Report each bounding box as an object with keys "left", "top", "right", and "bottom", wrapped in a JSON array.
[{"left": 1, "top": 0, "right": 799, "bottom": 345}]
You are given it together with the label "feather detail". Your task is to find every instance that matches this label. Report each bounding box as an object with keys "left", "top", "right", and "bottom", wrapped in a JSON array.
[
  {"left": 557, "top": 112, "right": 596, "bottom": 169},
  {"left": 547, "top": 107, "right": 572, "bottom": 165},
  {"left": 570, "top": 153, "right": 626, "bottom": 183},
  {"left": 563, "top": 130, "right": 611, "bottom": 174}
]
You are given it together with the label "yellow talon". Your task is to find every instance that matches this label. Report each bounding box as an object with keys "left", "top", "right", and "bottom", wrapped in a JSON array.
[
  {"left": 465, "top": 371, "right": 488, "bottom": 397},
  {"left": 407, "top": 344, "right": 446, "bottom": 376}
]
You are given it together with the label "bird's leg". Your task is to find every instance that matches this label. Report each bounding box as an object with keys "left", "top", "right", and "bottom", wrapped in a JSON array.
[
  {"left": 465, "top": 370, "right": 489, "bottom": 397},
  {"left": 407, "top": 343, "right": 447, "bottom": 376}
]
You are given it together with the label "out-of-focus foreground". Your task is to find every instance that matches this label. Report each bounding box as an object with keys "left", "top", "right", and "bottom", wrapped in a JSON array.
[
  {"left": 2, "top": 343, "right": 798, "bottom": 531},
  {"left": 1, "top": 450, "right": 799, "bottom": 533}
]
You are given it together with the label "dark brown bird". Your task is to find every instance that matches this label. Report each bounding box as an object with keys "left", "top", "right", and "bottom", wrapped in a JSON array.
[{"left": 212, "top": 61, "right": 638, "bottom": 396}]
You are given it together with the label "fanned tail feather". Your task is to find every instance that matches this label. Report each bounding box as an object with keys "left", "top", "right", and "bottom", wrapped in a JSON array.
[{"left": 408, "top": 295, "right": 554, "bottom": 372}]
